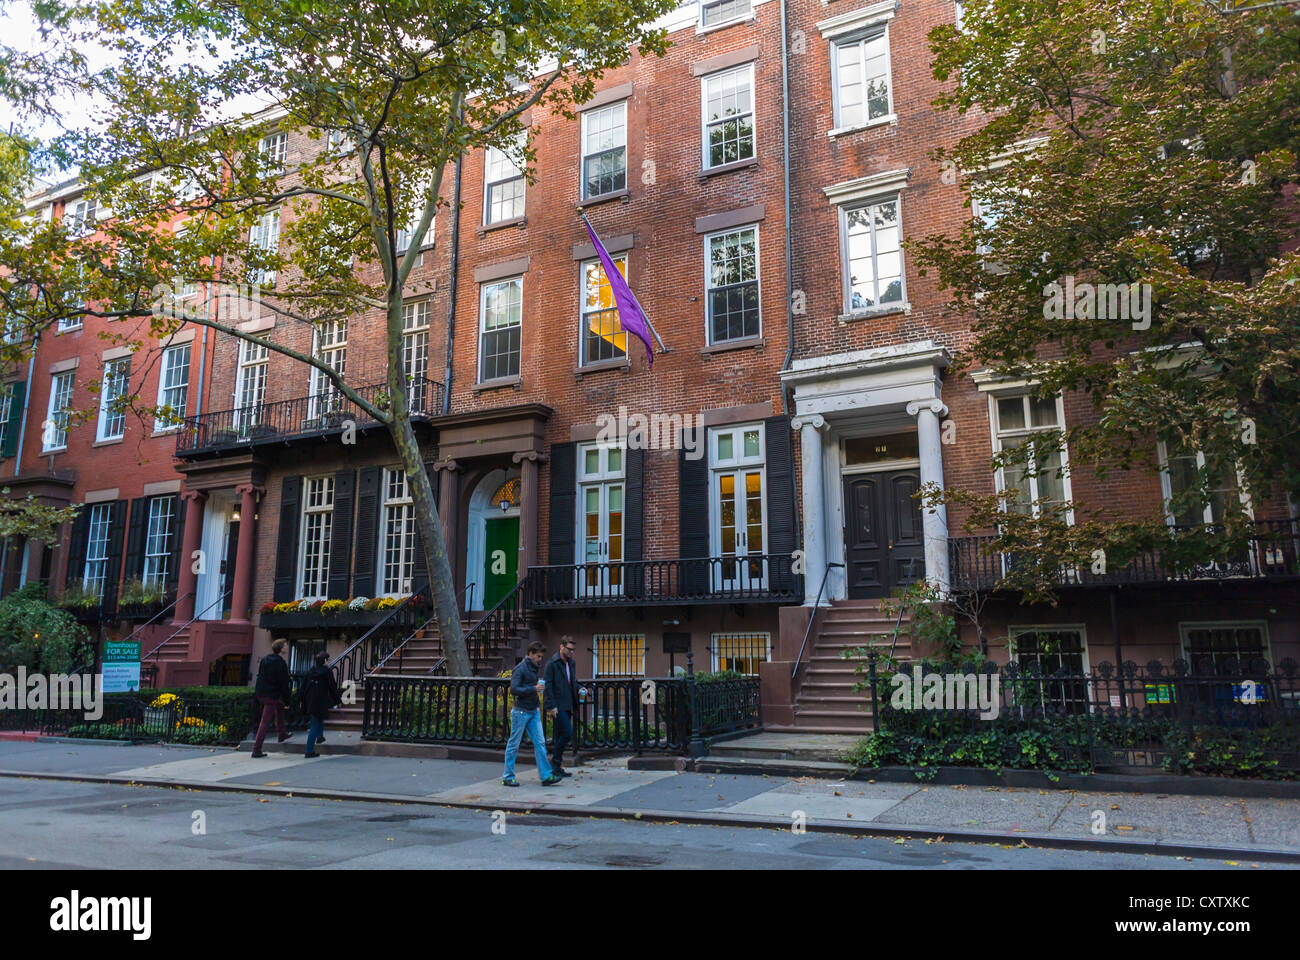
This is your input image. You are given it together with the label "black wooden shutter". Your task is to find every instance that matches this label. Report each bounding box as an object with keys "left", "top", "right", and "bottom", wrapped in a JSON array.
[
  {"left": 123, "top": 497, "right": 148, "bottom": 581},
  {"left": 104, "top": 499, "right": 128, "bottom": 606},
  {"left": 624, "top": 447, "right": 644, "bottom": 599},
  {"left": 546, "top": 442, "right": 576, "bottom": 601},
  {"left": 352, "top": 466, "right": 382, "bottom": 597},
  {"left": 327, "top": 469, "right": 355, "bottom": 599},
  {"left": 273, "top": 475, "right": 303, "bottom": 602},
  {"left": 166, "top": 495, "right": 185, "bottom": 596},
  {"left": 0, "top": 381, "right": 25, "bottom": 458},
  {"left": 764, "top": 415, "right": 797, "bottom": 595},
  {"left": 64, "top": 507, "right": 91, "bottom": 588},
  {"left": 408, "top": 465, "right": 438, "bottom": 595},
  {"left": 679, "top": 430, "right": 710, "bottom": 595}
]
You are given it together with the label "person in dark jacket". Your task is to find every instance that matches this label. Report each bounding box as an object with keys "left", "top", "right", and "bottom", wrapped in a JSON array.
[
  {"left": 298, "top": 651, "right": 342, "bottom": 758},
  {"left": 502, "top": 641, "right": 562, "bottom": 787},
  {"left": 543, "top": 636, "right": 584, "bottom": 777},
  {"left": 251, "top": 639, "right": 292, "bottom": 757}
]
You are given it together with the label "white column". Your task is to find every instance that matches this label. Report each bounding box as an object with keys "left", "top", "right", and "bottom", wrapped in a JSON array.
[
  {"left": 907, "top": 399, "right": 951, "bottom": 596},
  {"left": 792, "top": 414, "right": 829, "bottom": 605}
]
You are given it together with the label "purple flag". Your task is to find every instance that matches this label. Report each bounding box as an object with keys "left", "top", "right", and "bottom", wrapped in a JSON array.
[{"left": 583, "top": 217, "right": 655, "bottom": 368}]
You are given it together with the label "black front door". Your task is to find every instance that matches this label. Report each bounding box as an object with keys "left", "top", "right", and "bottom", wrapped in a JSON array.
[{"left": 843, "top": 470, "right": 925, "bottom": 599}]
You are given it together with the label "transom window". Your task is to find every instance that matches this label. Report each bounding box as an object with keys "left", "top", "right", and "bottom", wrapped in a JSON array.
[
  {"left": 479, "top": 277, "right": 523, "bottom": 382},
  {"left": 712, "top": 632, "right": 770, "bottom": 675},
  {"left": 83, "top": 503, "right": 113, "bottom": 599},
  {"left": 593, "top": 634, "right": 644, "bottom": 678},
  {"left": 702, "top": 65, "right": 755, "bottom": 169},
  {"left": 706, "top": 226, "right": 760, "bottom": 344},
  {"left": 44, "top": 371, "right": 74, "bottom": 451},
  {"left": 402, "top": 300, "right": 431, "bottom": 412},
  {"left": 155, "top": 343, "right": 190, "bottom": 432},
  {"left": 96, "top": 358, "right": 130, "bottom": 442},
  {"left": 831, "top": 30, "right": 893, "bottom": 129},
  {"left": 700, "top": 0, "right": 751, "bottom": 28},
  {"left": 484, "top": 134, "right": 526, "bottom": 224},
  {"left": 380, "top": 468, "right": 416, "bottom": 596},
  {"left": 991, "top": 393, "right": 1070, "bottom": 518},
  {"left": 142, "top": 495, "right": 176, "bottom": 589},
  {"left": 842, "top": 197, "right": 904, "bottom": 312},
  {"left": 299, "top": 476, "right": 334, "bottom": 599},
  {"left": 581, "top": 102, "right": 627, "bottom": 199},
  {"left": 581, "top": 255, "right": 628, "bottom": 366}
]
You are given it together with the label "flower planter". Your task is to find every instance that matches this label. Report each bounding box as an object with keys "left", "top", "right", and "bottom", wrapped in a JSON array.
[
  {"left": 259, "top": 606, "right": 423, "bottom": 632},
  {"left": 118, "top": 601, "right": 166, "bottom": 622}
]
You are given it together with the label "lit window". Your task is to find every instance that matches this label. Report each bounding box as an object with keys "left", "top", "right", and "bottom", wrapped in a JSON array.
[
  {"left": 711, "top": 632, "right": 770, "bottom": 675},
  {"left": 593, "top": 634, "right": 644, "bottom": 677},
  {"left": 580, "top": 256, "right": 628, "bottom": 366}
]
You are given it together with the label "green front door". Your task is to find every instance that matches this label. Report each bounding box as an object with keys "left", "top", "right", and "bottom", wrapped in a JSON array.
[{"left": 482, "top": 516, "right": 520, "bottom": 609}]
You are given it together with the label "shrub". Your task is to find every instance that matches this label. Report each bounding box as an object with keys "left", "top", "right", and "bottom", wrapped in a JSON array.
[{"left": 0, "top": 583, "right": 93, "bottom": 673}]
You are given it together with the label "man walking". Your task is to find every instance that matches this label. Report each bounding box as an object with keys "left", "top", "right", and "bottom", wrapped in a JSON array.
[
  {"left": 251, "top": 639, "right": 291, "bottom": 758},
  {"left": 503, "top": 641, "right": 562, "bottom": 787},
  {"left": 543, "top": 635, "right": 582, "bottom": 777},
  {"left": 298, "top": 651, "right": 343, "bottom": 758}
]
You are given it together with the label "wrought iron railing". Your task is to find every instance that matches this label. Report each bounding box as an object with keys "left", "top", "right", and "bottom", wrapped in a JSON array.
[
  {"left": 328, "top": 586, "right": 431, "bottom": 691},
  {"left": 949, "top": 520, "right": 1300, "bottom": 592},
  {"left": 527, "top": 554, "right": 804, "bottom": 607},
  {"left": 792, "top": 561, "right": 844, "bottom": 680},
  {"left": 176, "top": 376, "right": 444, "bottom": 455}
]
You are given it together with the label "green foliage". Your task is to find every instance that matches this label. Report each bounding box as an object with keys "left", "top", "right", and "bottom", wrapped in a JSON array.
[
  {"left": 0, "top": 493, "right": 80, "bottom": 542},
  {"left": 0, "top": 582, "right": 92, "bottom": 673},
  {"left": 118, "top": 578, "right": 165, "bottom": 608},
  {"left": 55, "top": 583, "right": 101, "bottom": 611}
]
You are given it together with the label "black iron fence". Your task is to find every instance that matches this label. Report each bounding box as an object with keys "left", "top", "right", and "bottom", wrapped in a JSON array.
[
  {"left": 950, "top": 520, "right": 1300, "bottom": 592},
  {"left": 8, "top": 691, "right": 253, "bottom": 745},
  {"left": 860, "top": 650, "right": 1300, "bottom": 776},
  {"left": 176, "top": 377, "right": 443, "bottom": 455},
  {"left": 362, "top": 674, "right": 760, "bottom": 753},
  {"left": 527, "top": 554, "right": 803, "bottom": 607}
]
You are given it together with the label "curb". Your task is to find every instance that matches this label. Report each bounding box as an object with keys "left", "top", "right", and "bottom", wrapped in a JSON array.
[{"left": 1, "top": 767, "right": 1296, "bottom": 864}]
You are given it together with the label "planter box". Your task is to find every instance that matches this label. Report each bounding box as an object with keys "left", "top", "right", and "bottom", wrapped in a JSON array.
[
  {"left": 259, "top": 606, "right": 424, "bottom": 632},
  {"left": 118, "top": 602, "right": 167, "bottom": 621}
]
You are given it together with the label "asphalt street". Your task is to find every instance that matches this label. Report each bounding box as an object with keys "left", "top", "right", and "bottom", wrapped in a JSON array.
[{"left": 0, "top": 777, "right": 1289, "bottom": 870}]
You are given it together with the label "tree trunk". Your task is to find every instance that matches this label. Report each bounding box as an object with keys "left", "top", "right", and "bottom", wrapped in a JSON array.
[{"left": 386, "top": 396, "right": 470, "bottom": 677}]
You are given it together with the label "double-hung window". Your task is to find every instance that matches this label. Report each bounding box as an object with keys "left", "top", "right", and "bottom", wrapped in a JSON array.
[
  {"left": 259, "top": 132, "right": 287, "bottom": 172},
  {"left": 298, "top": 476, "right": 334, "bottom": 599},
  {"left": 581, "top": 256, "right": 628, "bottom": 366},
  {"left": 155, "top": 343, "right": 190, "bottom": 432},
  {"left": 67, "top": 197, "right": 97, "bottom": 238},
  {"left": 581, "top": 102, "right": 627, "bottom": 200},
  {"left": 249, "top": 209, "right": 280, "bottom": 287},
  {"left": 700, "top": 0, "right": 751, "bottom": 28},
  {"left": 702, "top": 65, "right": 755, "bottom": 169},
  {"left": 396, "top": 175, "right": 434, "bottom": 254},
  {"left": 96, "top": 358, "right": 130, "bottom": 442},
  {"left": 234, "top": 338, "right": 269, "bottom": 432},
  {"left": 142, "top": 495, "right": 177, "bottom": 589},
  {"left": 484, "top": 134, "right": 526, "bottom": 224},
  {"left": 83, "top": 503, "right": 113, "bottom": 599},
  {"left": 990, "top": 392, "right": 1071, "bottom": 519},
  {"left": 706, "top": 226, "right": 760, "bottom": 344},
  {"left": 44, "top": 371, "right": 74, "bottom": 451},
  {"left": 402, "top": 300, "right": 430, "bottom": 412},
  {"left": 309, "top": 320, "right": 347, "bottom": 419},
  {"left": 831, "top": 29, "right": 893, "bottom": 129},
  {"left": 842, "top": 196, "right": 904, "bottom": 312},
  {"left": 380, "top": 468, "right": 416, "bottom": 596},
  {"left": 1159, "top": 435, "right": 1243, "bottom": 527},
  {"left": 0, "top": 385, "right": 13, "bottom": 454},
  {"left": 479, "top": 277, "right": 522, "bottom": 382}
]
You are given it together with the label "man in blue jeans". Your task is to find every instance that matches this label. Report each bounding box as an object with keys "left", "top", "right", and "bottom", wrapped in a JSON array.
[{"left": 503, "top": 641, "right": 562, "bottom": 787}]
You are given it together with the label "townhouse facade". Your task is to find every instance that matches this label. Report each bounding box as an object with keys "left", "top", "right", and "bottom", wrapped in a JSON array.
[{"left": 4, "top": 0, "right": 1296, "bottom": 731}]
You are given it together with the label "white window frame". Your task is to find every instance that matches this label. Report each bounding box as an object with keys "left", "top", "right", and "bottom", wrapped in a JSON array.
[
  {"left": 298, "top": 476, "right": 335, "bottom": 600},
  {"left": 830, "top": 27, "right": 895, "bottom": 131},
  {"left": 711, "top": 631, "right": 771, "bottom": 675},
  {"left": 154, "top": 343, "right": 190, "bottom": 433},
  {"left": 699, "top": 0, "right": 752, "bottom": 30},
  {"left": 579, "top": 255, "right": 629, "bottom": 367},
  {"left": 704, "top": 224, "right": 762, "bottom": 345},
  {"left": 67, "top": 197, "right": 97, "bottom": 238},
  {"left": 44, "top": 371, "right": 74, "bottom": 452},
  {"left": 396, "top": 174, "right": 435, "bottom": 254},
  {"left": 575, "top": 441, "right": 627, "bottom": 597},
  {"left": 82, "top": 502, "right": 113, "bottom": 598},
  {"left": 1156, "top": 440, "right": 1252, "bottom": 528},
  {"left": 484, "top": 134, "right": 526, "bottom": 225},
  {"left": 478, "top": 276, "right": 523, "bottom": 383},
  {"left": 580, "top": 101, "right": 628, "bottom": 200},
  {"left": 234, "top": 338, "right": 269, "bottom": 432},
  {"left": 987, "top": 390, "right": 1074, "bottom": 523},
  {"left": 0, "top": 384, "right": 14, "bottom": 454},
  {"left": 840, "top": 194, "right": 906, "bottom": 314},
  {"left": 701, "top": 63, "right": 756, "bottom": 170},
  {"left": 379, "top": 468, "right": 416, "bottom": 597},
  {"left": 308, "top": 319, "right": 348, "bottom": 419},
  {"left": 708, "top": 422, "right": 768, "bottom": 591},
  {"left": 96, "top": 357, "right": 130, "bottom": 442},
  {"left": 259, "top": 131, "right": 288, "bottom": 171},
  {"left": 402, "top": 300, "right": 431, "bottom": 412},
  {"left": 1179, "top": 621, "right": 1272, "bottom": 670},
  {"left": 141, "top": 495, "right": 176, "bottom": 589},
  {"left": 249, "top": 209, "right": 281, "bottom": 287},
  {"left": 592, "top": 633, "right": 645, "bottom": 678}
]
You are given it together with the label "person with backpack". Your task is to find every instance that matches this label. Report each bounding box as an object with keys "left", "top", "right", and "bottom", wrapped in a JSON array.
[
  {"left": 298, "top": 651, "right": 342, "bottom": 758},
  {"left": 250, "top": 639, "right": 292, "bottom": 757}
]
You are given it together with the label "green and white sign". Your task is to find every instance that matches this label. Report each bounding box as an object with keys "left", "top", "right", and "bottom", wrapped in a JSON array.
[{"left": 102, "top": 640, "right": 141, "bottom": 694}]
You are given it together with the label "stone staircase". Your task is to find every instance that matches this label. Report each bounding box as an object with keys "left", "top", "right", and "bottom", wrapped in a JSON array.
[
  {"left": 138, "top": 620, "right": 256, "bottom": 688},
  {"left": 774, "top": 598, "right": 911, "bottom": 735}
]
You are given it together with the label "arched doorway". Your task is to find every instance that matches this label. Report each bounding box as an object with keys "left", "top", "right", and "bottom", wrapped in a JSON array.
[{"left": 465, "top": 469, "right": 521, "bottom": 611}]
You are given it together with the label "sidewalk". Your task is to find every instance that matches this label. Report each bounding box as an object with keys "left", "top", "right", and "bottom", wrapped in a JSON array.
[{"left": 1, "top": 738, "right": 1297, "bottom": 862}]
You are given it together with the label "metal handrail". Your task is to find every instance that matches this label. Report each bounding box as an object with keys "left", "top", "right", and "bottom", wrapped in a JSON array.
[
  {"left": 120, "top": 591, "right": 190, "bottom": 649},
  {"left": 791, "top": 562, "right": 845, "bottom": 679},
  {"left": 141, "top": 590, "right": 229, "bottom": 665},
  {"left": 888, "top": 558, "right": 920, "bottom": 659},
  {"left": 458, "top": 575, "right": 530, "bottom": 670},
  {"left": 328, "top": 587, "right": 429, "bottom": 688}
]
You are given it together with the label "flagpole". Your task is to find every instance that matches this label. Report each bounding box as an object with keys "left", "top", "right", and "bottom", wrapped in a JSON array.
[{"left": 580, "top": 212, "right": 668, "bottom": 352}]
